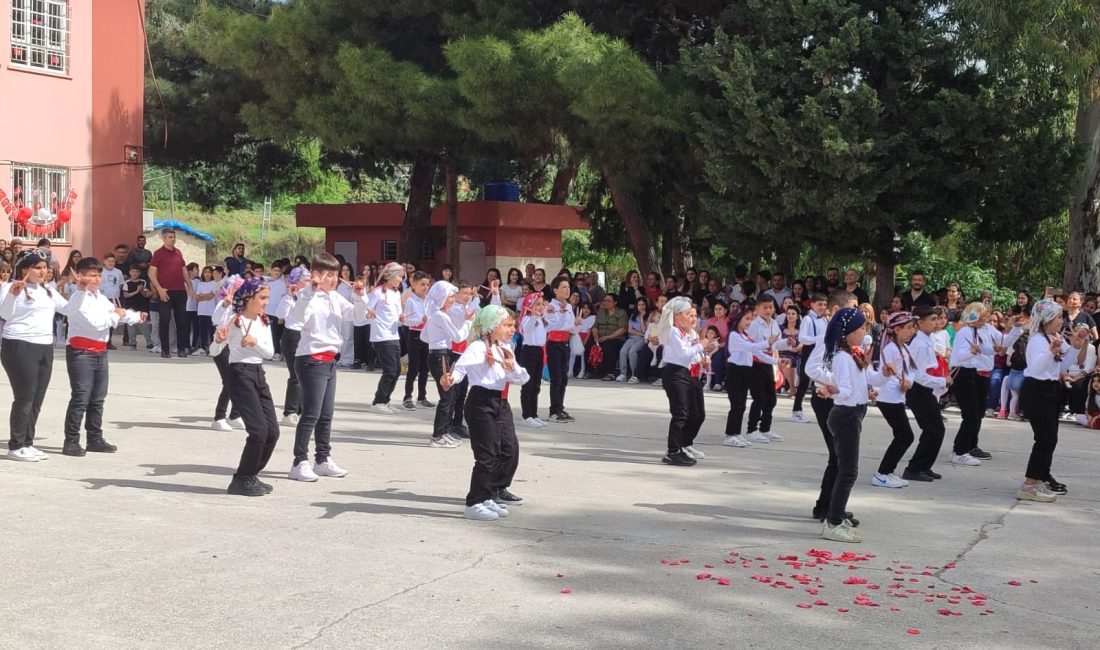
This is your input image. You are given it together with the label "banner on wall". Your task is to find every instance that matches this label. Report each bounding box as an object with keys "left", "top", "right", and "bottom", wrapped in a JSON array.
[{"left": 0, "top": 186, "right": 76, "bottom": 237}]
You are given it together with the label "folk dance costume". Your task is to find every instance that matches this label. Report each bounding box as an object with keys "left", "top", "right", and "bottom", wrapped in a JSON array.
[
  {"left": 367, "top": 262, "right": 406, "bottom": 411},
  {"left": 658, "top": 297, "right": 708, "bottom": 467},
  {"left": 544, "top": 296, "right": 575, "bottom": 423},
  {"left": 517, "top": 293, "right": 548, "bottom": 428},
  {"left": 423, "top": 281, "right": 471, "bottom": 448},
  {"left": 746, "top": 314, "right": 782, "bottom": 440},
  {"left": 447, "top": 298, "right": 479, "bottom": 436},
  {"left": 275, "top": 266, "right": 308, "bottom": 424},
  {"left": 724, "top": 304, "right": 773, "bottom": 448},
  {"left": 448, "top": 306, "right": 530, "bottom": 521},
  {"left": 401, "top": 288, "right": 432, "bottom": 408},
  {"left": 870, "top": 312, "right": 917, "bottom": 488},
  {"left": 211, "top": 277, "right": 245, "bottom": 432},
  {"left": 792, "top": 309, "right": 826, "bottom": 422},
  {"left": 902, "top": 326, "right": 949, "bottom": 482}
]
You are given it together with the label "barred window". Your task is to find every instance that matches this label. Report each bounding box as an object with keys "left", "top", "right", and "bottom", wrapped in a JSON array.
[
  {"left": 10, "top": 0, "right": 70, "bottom": 74},
  {"left": 381, "top": 240, "right": 398, "bottom": 262},
  {"left": 10, "top": 164, "right": 72, "bottom": 243}
]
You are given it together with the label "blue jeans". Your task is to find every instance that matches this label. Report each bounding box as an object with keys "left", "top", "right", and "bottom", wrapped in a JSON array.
[{"left": 986, "top": 367, "right": 1005, "bottom": 411}]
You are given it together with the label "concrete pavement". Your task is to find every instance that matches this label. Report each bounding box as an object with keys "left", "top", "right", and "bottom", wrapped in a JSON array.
[{"left": 0, "top": 350, "right": 1097, "bottom": 649}]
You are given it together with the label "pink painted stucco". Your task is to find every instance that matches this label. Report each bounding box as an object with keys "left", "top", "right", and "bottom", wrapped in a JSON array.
[{"left": 0, "top": 1, "right": 144, "bottom": 258}]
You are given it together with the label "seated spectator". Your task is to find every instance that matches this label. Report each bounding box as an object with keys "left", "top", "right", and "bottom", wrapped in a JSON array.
[{"left": 589, "top": 294, "right": 628, "bottom": 380}]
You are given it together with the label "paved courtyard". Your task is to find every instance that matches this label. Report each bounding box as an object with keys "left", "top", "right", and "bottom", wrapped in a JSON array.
[{"left": 0, "top": 350, "right": 1097, "bottom": 649}]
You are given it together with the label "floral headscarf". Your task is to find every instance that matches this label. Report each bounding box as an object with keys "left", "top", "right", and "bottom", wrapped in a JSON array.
[
  {"left": 1029, "top": 299, "right": 1063, "bottom": 334},
  {"left": 468, "top": 304, "right": 512, "bottom": 344},
  {"left": 959, "top": 302, "right": 990, "bottom": 327},
  {"left": 231, "top": 276, "right": 267, "bottom": 315}
]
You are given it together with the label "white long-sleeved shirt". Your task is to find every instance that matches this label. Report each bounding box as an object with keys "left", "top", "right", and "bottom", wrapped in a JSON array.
[
  {"left": 909, "top": 330, "right": 947, "bottom": 392},
  {"left": 275, "top": 294, "right": 304, "bottom": 331},
  {"left": 520, "top": 313, "right": 548, "bottom": 347},
  {"left": 289, "top": 287, "right": 369, "bottom": 356},
  {"left": 404, "top": 293, "right": 428, "bottom": 331},
  {"left": 952, "top": 325, "right": 1023, "bottom": 371},
  {"left": 799, "top": 312, "right": 826, "bottom": 346},
  {"left": 366, "top": 286, "right": 403, "bottom": 342},
  {"left": 209, "top": 314, "right": 275, "bottom": 364},
  {"left": 1064, "top": 342, "right": 1096, "bottom": 378},
  {"left": 544, "top": 299, "right": 574, "bottom": 333},
  {"left": 0, "top": 283, "right": 68, "bottom": 344},
  {"left": 876, "top": 341, "right": 913, "bottom": 404},
  {"left": 747, "top": 316, "right": 780, "bottom": 364},
  {"left": 266, "top": 277, "right": 287, "bottom": 317},
  {"left": 424, "top": 310, "right": 472, "bottom": 350},
  {"left": 661, "top": 327, "right": 705, "bottom": 370},
  {"left": 450, "top": 340, "right": 530, "bottom": 390},
  {"left": 100, "top": 268, "right": 124, "bottom": 302},
  {"left": 727, "top": 330, "right": 772, "bottom": 367},
  {"left": 195, "top": 280, "right": 218, "bottom": 317},
  {"left": 63, "top": 290, "right": 142, "bottom": 343},
  {"left": 831, "top": 350, "right": 873, "bottom": 407},
  {"left": 1024, "top": 333, "right": 1075, "bottom": 381}
]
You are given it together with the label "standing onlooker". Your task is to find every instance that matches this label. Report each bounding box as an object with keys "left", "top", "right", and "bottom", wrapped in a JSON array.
[
  {"left": 125, "top": 235, "right": 152, "bottom": 276},
  {"left": 900, "top": 271, "right": 936, "bottom": 311},
  {"left": 122, "top": 264, "right": 153, "bottom": 349},
  {"left": 100, "top": 253, "right": 126, "bottom": 350},
  {"left": 224, "top": 243, "right": 252, "bottom": 278},
  {"left": 763, "top": 272, "right": 792, "bottom": 306},
  {"left": 148, "top": 228, "right": 193, "bottom": 358}
]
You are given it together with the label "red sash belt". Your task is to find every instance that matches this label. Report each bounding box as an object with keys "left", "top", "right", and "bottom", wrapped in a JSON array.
[
  {"left": 547, "top": 331, "right": 570, "bottom": 343},
  {"left": 311, "top": 351, "right": 336, "bottom": 362},
  {"left": 70, "top": 337, "right": 106, "bottom": 352}
]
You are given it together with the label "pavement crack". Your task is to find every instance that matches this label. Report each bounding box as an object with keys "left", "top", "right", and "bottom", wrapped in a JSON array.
[
  {"left": 934, "top": 501, "right": 1017, "bottom": 579},
  {"left": 291, "top": 532, "right": 563, "bottom": 649}
]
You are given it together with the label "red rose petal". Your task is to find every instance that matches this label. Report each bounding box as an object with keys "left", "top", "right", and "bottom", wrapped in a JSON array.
[
  {"left": 717, "top": 577, "right": 730, "bottom": 586},
  {"left": 907, "top": 628, "right": 921, "bottom": 635},
  {"left": 900, "top": 564, "right": 913, "bottom": 569},
  {"left": 1029, "top": 579, "right": 1038, "bottom": 584},
  {"left": 807, "top": 588, "right": 819, "bottom": 595},
  {"left": 561, "top": 588, "right": 572, "bottom": 594},
  {"left": 890, "top": 606, "right": 900, "bottom": 612},
  {"left": 704, "top": 565, "right": 714, "bottom": 569},
  {"left": 556, "top": 573, "right": 565, "bottom": 578},
  {"left": 1007, "top": 580, "right": 1022, "bottom": 586},
  {"left": 679, "top": 558, "right": 690, "bottom": 563},
  {"left": 937, "top": 609, "right": 952, "bottom": 615},
  {"left": 797, "top": 602, "right": 813, "bottom": 609},
  {"left": 696, "top": 573, "right": 712, "bottom": 580},
  {"left": 838, "top": 607, "right": 850, "bottom": 613},
  {"left": 729, "top": 551, "right": 739, "bottom": 557},
  {"left": 844, "top": 577, "right": 868, "bottom": 585},
  {"left": 814, "top": 600, "right": 829, "bottom": 606}
]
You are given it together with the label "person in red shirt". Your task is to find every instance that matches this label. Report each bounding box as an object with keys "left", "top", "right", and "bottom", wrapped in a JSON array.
[{"left": 148, "top": 228, "right": 194, "bottom": 358}]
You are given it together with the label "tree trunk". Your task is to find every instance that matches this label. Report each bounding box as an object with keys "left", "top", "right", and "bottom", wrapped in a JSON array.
[
  {"left": 1062, "top": 70, "right": 1100, "bottom": 292},
  {"left": 604, "top": 167, "right": 659, "bottom": 276},
  {"left": 872, "top": 257, "right": 895, "bottom": 311},
  {"left": 445, "top": 157, "right": 460, "bottom": 272},
  {"left": 548, "top": 154, "right": 579, "bottom": 205},
  {"left": 399, "top": 155, "right": 435, "bottom": 263}
]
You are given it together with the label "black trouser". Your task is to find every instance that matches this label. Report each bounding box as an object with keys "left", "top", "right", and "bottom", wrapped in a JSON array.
[
  {"left": 1, "top": 339, "right": 53, "bottom": 450},
  {"left": 547, "top": 340, "right": 569, "bottom": 415},
  {"left": 229, "top": 363, "right": 280, "bottom": 478},
  {"left": 723, "top": 363, "right": 753, "bottom": 437},
  {"left": 519, "top": 345, "right": 544, "bottom": 419},
  {"left": 464, "top": 386, "right": 519, "bottom": 506},
  {"left": 372, "top": 339, "right": 401, "bottom": 405},
  {"left": 662, "top": 364, "right": 705, "bottom": 454},
  {"left": 195, "top": 315, "right": 213, "bottom": 351},
  {"left": 876, "top": 401, "right": 915, "bottom": 475},
  {"left": 353, "top": 324, "right": 374, "bottom": 368},
  {"left": 403, "top": 329, "right": 429, "bottom": 401},
  {"left": 826, "top": 403, "right": 866, "bottom": 526},
  {"left": 811, "top": 393, "right": 836, "bottom": 515},
  {"left": 793, "top": 344, "right": 814, "bottom": 412},
  {"left": 293, "top": 356, "right": 336, "bottom": 464},
  {"left": 905, "top": 384, "right": 945, "bottom": 473},
  {"left": 747, "top": 361, "right": 777, "bottom": 433},
  {"left": 1068, "top": 376, "right": 1088, "bottom": 414},
  {"left": 212, "top": 348, "right": 240, "bottom": 421},
  {"left": 158, "top": 289, "right": 190, "bottom": 354},
  {"left": 64, "top": 347, "right": 109, "bottom": 444},
  {"left": 1022, "top": 378, "right": 1060, "bottom": 481},
  {"left": 635, "top": 345, "right": 657, "bottom": 382},
  {"left": 270, "top": 319, "right": 284, "bottom": 356},
  {"left": 429, "top": 349, "right": 462, "bottom": 438},
  {"left": 952, "top": 367, "right": 990, "bottom": 454},
  {"left": 281, "top": 328, "right": 302, "bottom": 416},
  {"left": 597, "top": 338, "right": 624, "bottom": 377},
  {"left": 449, "top": 351, "right": 469, "bottom": 430}
]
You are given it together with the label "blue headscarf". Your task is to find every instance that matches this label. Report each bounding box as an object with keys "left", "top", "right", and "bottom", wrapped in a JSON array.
[{"left": 823, "top": 307, "right": 866, "bottom": 366}]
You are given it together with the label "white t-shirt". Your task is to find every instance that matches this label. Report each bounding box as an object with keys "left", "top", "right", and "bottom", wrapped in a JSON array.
[{"left": 196, "top": 280, "right": 218, "bottom": 317}]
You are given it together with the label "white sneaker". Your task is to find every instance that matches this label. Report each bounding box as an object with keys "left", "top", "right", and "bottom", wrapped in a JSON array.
[
  {"left": 627, "top": 376, "right": 639, "bottom": 384},
  {"left": 464, "top": 502, "right": 499, "bottom": 521},
  {"left": 951, "top": 453, "right": 982, "bottom": 466},
  {"left": 280, "top": 413, "right": 300, "bottom": 427},
  {"left": 150, "top": 345, "right": 161, "bottom": 354},
  {"left": 288, "top": 460, "right": 319, "bottom": 482},
  {"left": 521, "top": 417, "right": 542, "bottom": 429},
  {"left": 483, "top": 499, "right": 509, "bottom": 517},
  {"left": 712, "top": 383, "right": 724, "bottom": 391},
  {"left": 6, "top": 447, "right": 39, "bottom": 462},
  {"left": 314, "top": 458, "right": 348, "bottom": 478},
  {"left": 212, "top": 419, "right": 234, "bottom": 432},
  {"left": 871, "top": 473, "right": 908, "bottom": 488},
  {"left": 428, "top": 435, "right": 461, "bottom": 448},
  {"left": 533, "top": 418, "right": 548, "bottom": 428},
  {"left": 790, "top": 411, "right": 812, "bottom": 423},
  {"left": 763, "top": 431, "right": 784, "bottom": 442},
  {"left": 442, "top": 433, "right": 463, "bottom": 446},
  {"left": 229, "top": 417, "right": 246, "bottom": 430},
  {"left": 745, "top": 431, "right": 771, "bottom": 444},
  {"left": 723, "top": 434, "right": 751, "bottom": 448},
  {"left": 615, "top": 374, "right": 627, "bottom": 383},
  {"left": 821, "top": 519, "right": 862, "bottom": 543},
  {"left": 652, "top": 379, "right": 662, "bottom": 387},
  {"left": 27, "top": 446, "right": 48, "bottom": 460},
  {"left": 683, "top": 445, "right": 706, "bottom": 459},
  {"left": 370, "top": 403, "right": 397, "bottom": 415}
]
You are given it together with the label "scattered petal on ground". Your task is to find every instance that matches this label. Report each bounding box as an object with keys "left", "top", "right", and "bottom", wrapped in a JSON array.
[
  {"left": 561, "top": 588, "right": 572, "bottom": 594},
  {"left": 907, "top": 628, "right": 921, "bottom": 635},
  {"left": 1008, "top": 580, "right": 1022, "bottom": 586}
]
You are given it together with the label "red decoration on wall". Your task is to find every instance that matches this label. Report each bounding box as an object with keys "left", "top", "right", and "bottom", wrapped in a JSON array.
[{"left": 0, "top": 188, "right": 78, "bottom": 237}]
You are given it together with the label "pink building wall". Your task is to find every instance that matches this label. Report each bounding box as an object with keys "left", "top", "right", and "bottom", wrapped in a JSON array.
[{"left": 0, "top": 1, "right": 144, "bottom": 258}]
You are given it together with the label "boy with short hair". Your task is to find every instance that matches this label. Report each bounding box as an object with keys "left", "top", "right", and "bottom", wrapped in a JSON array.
[
  {"left": 366, "top": 262, "right": 406, "bottom": 414},
  {"left": 792, "top": 293, "right": 828, "bottom": 423},
  {"left": 61, "top": 257, "right": 144, "bottom": 456},
  {"left": 446, "top": 282, "right": 478, "bottom": 437},
  {"left": 266, "top": 261, "right": 287, "bottom": 361},
  {"left": 122, "top": 264, "right": 153, "bottom": 349},
  {"left": 401, "top": 271, "right": 434, "bottom": 410},
  {"left": 100, "top": 253, "right": 125, "bottom": 349}
]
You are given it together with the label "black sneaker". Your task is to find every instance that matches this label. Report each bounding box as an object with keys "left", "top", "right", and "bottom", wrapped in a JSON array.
[
  {"left": 1044, "top": 477, "right": 1067, "bottom": 495},
  {"left": 107, "top": 343, "right": 117, "bottom": 351},
  {"left": 62, "top": 442, "right": 86, "bottom": 457},
  {"left": 969, "top": 447, "right": 992, "bottom": 460},
  {"left": 495, "top": 488, "right": 524, "bottom": 505},
  {"left": 661, "top": 450, "right": 697, "bottom": 466},
  {"left": 402, "top": 399, "right": 416, "bottom": 411},
  {"left": 418, "top": 399, "right": 436, "bottom": 408},
  {"left": 255, "top": 478, "right": 274, "bottom": 494},
  {"left": 557, "top": 411, "right": 575, "bottom": 423},
  {"left": 902, "top": 469, "right": 934, "bottom": 482},
  {"left": 227, "top": 476, "right": 265, "bottom": 497},
  {"left": 178, "top": 350, "right": 188, "bottom": 358},
  {"left": 814, "top": 510, "right": 859, "bottom": 527},
  {"left": 161, "top": 351, "right": 171, "bottom": 359},
  {"left": 924, "top": 468, "right": 943, "bottom": 480},
  {"left": 86, "top": 438, "right": 118, "bottom": 453},
  {"left": 352, "top": 362, "right": 363, "bottom": 370}
]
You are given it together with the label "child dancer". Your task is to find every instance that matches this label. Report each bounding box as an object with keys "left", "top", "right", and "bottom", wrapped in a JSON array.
[
  {"left": 746, "top": 298, "right": 782, "bottom": 443},
  {"left": 517, "top": 292, "right": 547, "bottom": 428},
  {"left": 401, "top": 271, "right": 433, "bottom": 411},
  {"left": 571, "top": 302, "right": 596, "bottom": 378},
  {"left": 367, "top": 262, "right": 406, "bottom": 414},
  {"left": 423, "top": 280, "right": 472, "bottom": 448},
  {"left": 792, "top": 293, "right": 827, "bottom": 423},
  {"left": 1017, "top": 300, "right": 1087, "bottom": 501},
  {"left": 446, "top": 283, "right": 479, "bottom": 437},
  {"left": 724, "top": 302, "right": 774, "bottom": 448},
  {"left": 287, "top": 253, "right": 368, "bottom": 482},
  {"left": 441, "top": 305, "right": 530, "bottom": 520},
  {"left": 870, "top": 312, "right": 917, "bottom": 489},
  {"left": 276, "top": 266, "right": 308, "bottom": 426},
  {"left": 657, "top": 296, "right": 715, "bottom": 466},
  {"left": 209, "top": 277, "right": 280, "bottom": 496},
  {"left": 211, "top": 276, "right": 246, "bottom": 433},
  {"left": 901, "top": 306, "right": 950, "bottom": 482},
  {"left": 819, "top": 307, "right": 874, "bottom": 543},
  {"left": 61, "top": 257, "right": 144, "bottom": 456},
  {"left": 545, "top": 278, "right": 575, "bottom": 423},
  {"left": 1, "top": 250, "right": 68, "bottom": 461}
]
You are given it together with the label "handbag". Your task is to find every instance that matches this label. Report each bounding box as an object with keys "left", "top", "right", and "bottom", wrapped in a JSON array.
[
  {"left": 569, "top": 332, "right": 585, "bottom": 356},
  {"left": 588, "top": 341, "right": 604, "bottom": 367}
]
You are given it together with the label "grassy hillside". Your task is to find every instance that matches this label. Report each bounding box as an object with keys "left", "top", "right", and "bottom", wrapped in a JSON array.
[{"left": 165, "top": 205, "right": 326, "bottom": 265}]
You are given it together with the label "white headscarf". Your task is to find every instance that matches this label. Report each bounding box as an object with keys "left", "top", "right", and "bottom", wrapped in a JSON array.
[
  {"left": 425, "top": 281, "right": 458, "bottom": 315},
  {"left": 1029, "top": 299, "right": 1062, "bottom": 334},
  {"left": 657, "top": 296, "right": 694, "bottom": 346}
]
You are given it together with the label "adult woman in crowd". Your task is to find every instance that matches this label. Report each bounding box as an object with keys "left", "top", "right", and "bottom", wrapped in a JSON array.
[
  {"left": 501, "top": 268, "right": 524, "bottom": 308},
  {"left": 616, "top": 297, "right": 652, "bottom": 383},
  {"left": 644, "top": 272, "right": 663, "bottom": 304},
  {"left": 618, "top": 270, "right": 644, "bottom": 313}
]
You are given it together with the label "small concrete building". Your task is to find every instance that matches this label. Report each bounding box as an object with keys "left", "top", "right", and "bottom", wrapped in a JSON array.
[
  {"left": 150, "top": 220, "right": 209, "bottom": 267},
  {"left": 295, "top": 201, "right": 586, "bottom": 282}
]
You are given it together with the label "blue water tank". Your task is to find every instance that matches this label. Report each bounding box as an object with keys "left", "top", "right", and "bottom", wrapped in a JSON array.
[{"left": 484, "top": 181, "right": 521, "bottom": 202}]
